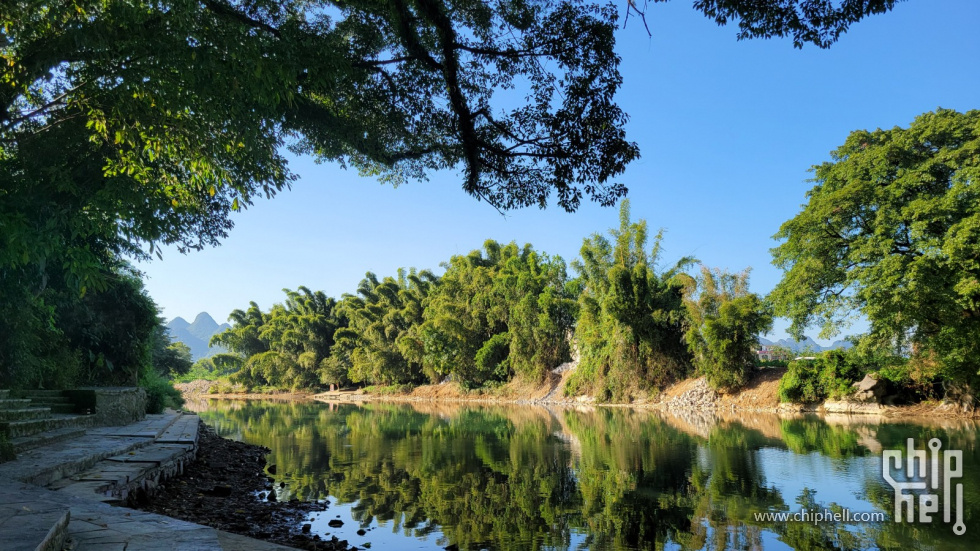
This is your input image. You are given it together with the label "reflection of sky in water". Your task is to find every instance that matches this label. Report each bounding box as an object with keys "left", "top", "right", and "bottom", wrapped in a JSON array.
[
  {"left": 306, "top": 497, "right": 445, "bottom": 550},
  {"left": 757, "top": 448, "right": 881, "bottom": 511}
]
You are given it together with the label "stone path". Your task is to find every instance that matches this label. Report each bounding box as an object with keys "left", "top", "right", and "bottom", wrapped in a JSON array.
[{"left": 0, "top": 409, "right": 299, "bottom": 551}]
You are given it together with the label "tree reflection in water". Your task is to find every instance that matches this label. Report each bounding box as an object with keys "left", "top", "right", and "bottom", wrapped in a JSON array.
[{"left": 185, "top": 399, "right": 978, "bottom": 550}]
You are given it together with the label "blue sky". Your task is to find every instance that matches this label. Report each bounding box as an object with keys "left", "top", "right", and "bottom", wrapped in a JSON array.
[{"left": 140, "top": 0, "right": 980, "bottom": 344}]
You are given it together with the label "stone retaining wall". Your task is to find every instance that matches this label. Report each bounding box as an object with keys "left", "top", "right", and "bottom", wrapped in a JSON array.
[{"left": 67, "top": 387, "right": 147, "bottom": 426}]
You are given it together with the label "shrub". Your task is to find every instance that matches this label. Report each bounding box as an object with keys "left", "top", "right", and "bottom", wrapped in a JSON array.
[
  {"left": 778, "top": 349, "right": 865, "bottom": 403},
  {"left": 779, "top": 359, "right": 823, "bottom": 403},
  {"left": 817, "top": 349, "right": 863, "bottom": 398},
  {"left": 139, "top": 365, "right": 185, "bottom": 414}
]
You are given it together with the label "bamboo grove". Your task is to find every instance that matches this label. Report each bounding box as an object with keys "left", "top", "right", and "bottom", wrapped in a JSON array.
[{"left": 207, "top": 201, "right": 774, "bottom": 399}]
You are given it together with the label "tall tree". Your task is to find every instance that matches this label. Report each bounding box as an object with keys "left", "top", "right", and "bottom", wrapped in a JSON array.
[
  {"left": 210, "top": 288, "right": 346, "bottom": 389},
  {"left": 568, "top": 200, "right": 694, "bottom": 400},
  {"left": 413, "top": 240, "right": 574, "bottom": 387},
  {"left": 682, "top": 266, "right": 772, "bottom": 390},
  {"left": 329, "top": 269, "right": 437, "bottom": 386},
  {"left": 770, "top": 109, "right": 980, "bottom": 388},
  {"left": 1, "top": 0, "right": 638, "bottom": 294}
]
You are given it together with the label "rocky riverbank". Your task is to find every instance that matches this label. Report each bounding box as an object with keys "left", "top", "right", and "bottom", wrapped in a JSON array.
[
  {"left": 178, "top": 366, "right": 979, "bottom": 419},
  {"left": 134, "top": 423, "right": 352, "bottom": 551}
]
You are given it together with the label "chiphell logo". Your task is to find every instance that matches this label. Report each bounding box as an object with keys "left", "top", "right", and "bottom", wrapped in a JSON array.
[{"left": 882, "top": 438, "right": 965, "bottom": 535}]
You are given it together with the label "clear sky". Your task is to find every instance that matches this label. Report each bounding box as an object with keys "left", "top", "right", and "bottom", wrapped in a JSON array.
[{"left": 139, "top": 0, "right": 980, "bottom": 344}]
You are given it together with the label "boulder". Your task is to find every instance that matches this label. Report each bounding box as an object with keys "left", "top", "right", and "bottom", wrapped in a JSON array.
[{"left": 851, "top": 374, "right": 886, "bottom": 403}]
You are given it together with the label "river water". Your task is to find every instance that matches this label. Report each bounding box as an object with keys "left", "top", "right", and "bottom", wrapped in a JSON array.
[{"left": 184, "top": 399, "right": 978, "bottom": 550}]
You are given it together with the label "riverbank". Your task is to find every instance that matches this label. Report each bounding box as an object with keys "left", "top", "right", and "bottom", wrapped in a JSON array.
[
  {"left": 175, "top": 368, "right": 979, "bottom": 420},
  {"left": 134, "top": 423, "right": 352, "bottom": 551}
]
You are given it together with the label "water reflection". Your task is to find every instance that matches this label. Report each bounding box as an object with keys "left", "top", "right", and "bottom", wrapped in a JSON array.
[{"left": 184, "top": 398, "right": 979, "bottom": 550}]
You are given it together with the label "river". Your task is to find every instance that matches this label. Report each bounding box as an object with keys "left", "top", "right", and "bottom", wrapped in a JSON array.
[{"left": 184, "top": 399, "right": 978, "bottom": 550}]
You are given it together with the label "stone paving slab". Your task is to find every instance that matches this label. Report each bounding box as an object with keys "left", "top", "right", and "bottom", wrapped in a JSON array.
[
  {"left": 52, "top": 480, "right": 124, "bottom": 504},
  {"left": 66, "top": 460, "right": 156, "bottom": 486},
  {"left": 88, "top": 412, "right": 181, "bottom": 439},
  {"left": 107, "top": 443, "right": 194, "bottom": 464},
  {"left": 66, "top": 501, "right": 223, "bottom": 551},
  {"left": 0, "top": 434, "right": 150, "bottom": 486},
  {"left": 0, "top": 486, "right": 70, "bottom": 551},
  {"left": 0, "top": 413, "right": 301, "bottom": 550},
  {"left": 156, "top": 414, "right": 201, "bottom": 445}
]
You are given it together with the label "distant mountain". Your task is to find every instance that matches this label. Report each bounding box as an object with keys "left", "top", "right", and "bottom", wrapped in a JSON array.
[
  {"left": 166, "top": 312, "right": 231, "bottom": 361},
  {"left": 757, "top": 335, "right": 853, "bottom": 353}
]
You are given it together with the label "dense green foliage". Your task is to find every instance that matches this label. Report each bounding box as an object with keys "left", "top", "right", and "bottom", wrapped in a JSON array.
[
  {"left": 140, "top": 363, "right": 186, "bottom": 413},
  {"left": 328, "top": 270, "right": 436, "bottom": 386},
  {"left": 777, "top": 349, "right": 866, "bottom": 403},
  {"left": 566, "top": 201, "right": 694, "bottom": 400},
  {"left": 172, "top": 356, "right": 241, "bottom": 384},
  {"left": 150, "top": 328, "right": 193, "bottom": 378},
  {"left": 0, "top": 262, "right": 181, "bottom": 389},
  {"left": 683, "top": 267, "right": 773, "bottom": 389},
  {"left": 211, "top": 203, "right": 781, "bottom": 397},
  {"left": 216, "top": 241, "right": 576, "bottom": 391},
  {"left": 414, "top": 241, "right": 575, "bottom": 387},
  {"left": 209, "top": 288, "right": 346, "bottom": 390},
  {"left": 771, "top": 109, "right": 980, "bottom": 393}
]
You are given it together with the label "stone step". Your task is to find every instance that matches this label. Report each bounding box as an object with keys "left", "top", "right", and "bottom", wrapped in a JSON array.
[
  {"left": 11, "top": 426, "right": 88, "bottom": 455},
  {"left": 0, "top": 407, "right": 51, "bottom": 422},
  {"left": 89, "top": 411, "right": 184, "bottom": 440},
  {"left": 52, "top": 443, "right": 197, "bottom": 504},
  {"left": 0, "top": 398, "right": 31, "bottom": 410},
  {"left": 12, "top": 390, "right": 66, "bottom": 398},
  {"left": 50, "top": 416, "right": 200, "bottom": 506},
  {"left": 0, "top": 389, "right": 8, "bottom": 399},
  {"left": 35, "top": 403, "right": 76, "bottom": 414},
  {"left": 0, "top": 484, "right": 71, "bottom": 551},
  {"left": 0, "top": 432, "right": 152, "bottom": 487},
  {"left": 0, "top": 413, "right": 89, "bottom": 439},
  {"left": 26, "top": 396, "right": 73, "bottom": 405}
]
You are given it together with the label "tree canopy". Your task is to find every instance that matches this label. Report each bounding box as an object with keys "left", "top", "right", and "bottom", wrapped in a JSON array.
[
  {"left": 1, "top": 0, "right": 639, "bottom": 293},
  {"left": 1, "top": 0, "right": 903, "bottom": 390},
  {"left": 770, "top": 108, "right": 980, "bottom": 387},
  {"left": 682, "top": 0, "right": 902, "bottom": 48},
  {"left": 682, "top": 267, "right": 772, "bottom": 390},
  {"left": 1, "top": 0, "right": 905, "bottom": 291}
]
